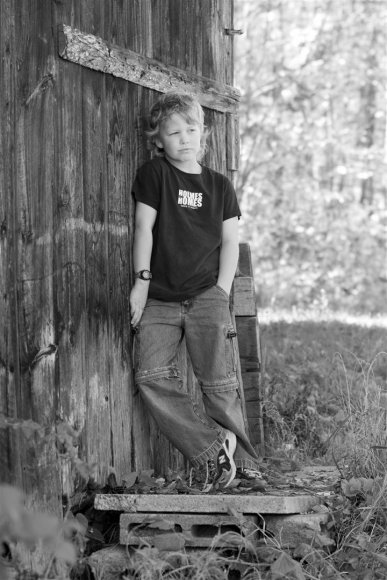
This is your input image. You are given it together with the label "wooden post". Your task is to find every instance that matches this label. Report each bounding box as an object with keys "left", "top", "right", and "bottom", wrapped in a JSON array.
[{"left": 232, "top": 243, "right": 265, "bottom": 454}]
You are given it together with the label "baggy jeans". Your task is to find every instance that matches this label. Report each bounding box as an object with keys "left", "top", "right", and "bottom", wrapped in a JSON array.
[{"left": 134, "top": 284, "right": 260, "bottom": 469}]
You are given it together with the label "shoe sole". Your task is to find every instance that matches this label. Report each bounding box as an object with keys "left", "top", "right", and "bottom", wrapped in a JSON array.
[{"left": 217, "top": 430, "right": 237, "bottom": 488}]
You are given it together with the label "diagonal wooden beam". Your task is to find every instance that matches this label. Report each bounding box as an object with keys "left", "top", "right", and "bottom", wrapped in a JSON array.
[{"left": 57, "top": 24, "right": 240, "bottom": 114}]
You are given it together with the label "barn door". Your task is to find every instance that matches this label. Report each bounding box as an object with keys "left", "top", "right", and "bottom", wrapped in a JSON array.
[{"left": 58, "top": 11, "right": 245, "bottom": 476}]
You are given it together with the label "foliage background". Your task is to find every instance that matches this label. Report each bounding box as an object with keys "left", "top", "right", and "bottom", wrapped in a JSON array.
[{"left": 234, "top": 0, "right": 387, "bottom": 315}]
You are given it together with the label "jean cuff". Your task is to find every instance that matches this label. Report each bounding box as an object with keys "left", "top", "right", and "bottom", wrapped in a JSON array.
[
  {"left": 189, "top": 430, "right": 226, "bottom": 468},
  {"left": 234, "top": 458, "right": 261, "bottom": 470}
]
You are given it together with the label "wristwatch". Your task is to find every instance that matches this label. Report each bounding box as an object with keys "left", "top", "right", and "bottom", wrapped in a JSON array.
[{"left": 135, "top": 269, "right": 152, "bottom": 281}]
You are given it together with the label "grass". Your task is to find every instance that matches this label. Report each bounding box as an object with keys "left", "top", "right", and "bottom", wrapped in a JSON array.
[
  {"left": 258, "top": 308, "right": 387, "bottom": 472},
  {"left": 252, "top": 308, "right": 387, "bottom": 578}
]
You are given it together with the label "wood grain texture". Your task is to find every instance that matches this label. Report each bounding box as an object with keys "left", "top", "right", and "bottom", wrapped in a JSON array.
[
  {"left": 4, "top": 0, "right": 62, "bottom": 510},
  {"left": 234, "top": 244, "right": 264, "bottom": 450},
  {"left": 57, "top": 24, "right": 240, "bottom": 114},
  {"left": 0, "top": 0, "right": 20, "bottom": 486},
  {"left": 233, "top": 277, "right": 256, "bottom": 316},
  {"left": 1, "top": 0, "right": 254, "bottom": 500}
]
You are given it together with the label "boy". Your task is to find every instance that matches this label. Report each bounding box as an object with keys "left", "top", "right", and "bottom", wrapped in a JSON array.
[{"left": 130, "top": 92, "right": 262, "bottom": 489}]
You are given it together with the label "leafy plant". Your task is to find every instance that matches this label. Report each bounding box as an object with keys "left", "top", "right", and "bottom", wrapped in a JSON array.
[{"left": 0, "top": 485, "right": 82, "bottom": 579}]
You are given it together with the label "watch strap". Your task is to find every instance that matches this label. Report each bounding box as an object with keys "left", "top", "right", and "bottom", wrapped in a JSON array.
[{"left": 135, "top": 269, "right": 152, "bottom": 280}]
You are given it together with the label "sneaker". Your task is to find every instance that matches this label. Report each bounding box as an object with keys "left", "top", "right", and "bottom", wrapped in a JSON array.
[
  {"left": 213, "top": 430, "right": 237, "bottom": 489},
  {"left": 236, "top": 467, "right": 267, "bottom": 489},
  {"left": 236, "top": 467, "right": 263, "bottom": 480},
  {"left": 188, "top": 461, "right": 216, "bottom": 491}
]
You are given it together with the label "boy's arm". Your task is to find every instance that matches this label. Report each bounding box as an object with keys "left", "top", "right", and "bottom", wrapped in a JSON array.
[
  {"left": 130, "top": 201, "right": 157, "bottom": 326},
  {"left": 217, "top": 216, "right": 239, "bottom": 296}
]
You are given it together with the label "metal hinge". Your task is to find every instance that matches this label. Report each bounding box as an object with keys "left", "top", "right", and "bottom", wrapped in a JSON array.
[{"left": 224, "top": 28, "right": 244, "bottom": 36}]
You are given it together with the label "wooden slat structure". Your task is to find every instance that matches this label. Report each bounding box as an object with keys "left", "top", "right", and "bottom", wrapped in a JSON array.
[{"left": 0, "top": 0, "right": 264, "bottom": 520}]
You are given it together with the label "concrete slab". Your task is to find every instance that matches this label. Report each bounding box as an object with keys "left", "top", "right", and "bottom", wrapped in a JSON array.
[{"left": 95, "top": 492, "right": 320, "bottom": 515}]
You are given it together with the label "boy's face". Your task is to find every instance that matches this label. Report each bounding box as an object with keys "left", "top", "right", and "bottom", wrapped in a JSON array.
[{"left": 156, "top": 113, "right": 202, "bottom": 171}]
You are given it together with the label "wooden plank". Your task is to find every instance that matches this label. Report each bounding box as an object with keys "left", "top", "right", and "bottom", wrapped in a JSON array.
[
  {"left": 104, "top": 72, "right": 134, "bottom": 479},
  {"left": 241, "top": 372, "right": 261, "bottom": 402},
  {"left": 10, "top": 0, "right": 62, "bottom": 510},
  {"left": 80, "top": 10, "right": 112, "bottom": 483},
  {"left": 235, "top": 317, "right": 261, "bottom": 373},
  {"left": 234, "top": 243, "right": 264, "bottom": 450},
  {"left": 52, "top": 0, "right": 86, "bottom": 498},
  {"left": 127, "top": 0, "right": 153, "bottom": 56},
  {"left": 233, "top": 277, "right": 256, "bottom": 316},
  {"left": 127, "top": 90, "right": 156, "bottom": 474},
  {"left": 245, "top": 401, "right": 264, "bottom": 420},
  {"left": 0, "top": 0, "right": 20, "bottom": 486},
  {"left": 235, "top": 314, "right": 264, "bottom": 448},
  {"left": 237, "top": 243, "right": 253, "bottom": 277},
  {"left": 57, "top": 24, "right": 240, "bottom": 114},
  {"left": 201, "top": 0, "right": 233, "bottom": 86},
  {"left": 95, "top": 492, "right": 320, "bottom": 515}
]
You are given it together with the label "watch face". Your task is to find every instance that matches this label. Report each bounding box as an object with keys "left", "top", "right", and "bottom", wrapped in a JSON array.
[{"left": 140, "top": 270, "right": 152, "bottom": 280}]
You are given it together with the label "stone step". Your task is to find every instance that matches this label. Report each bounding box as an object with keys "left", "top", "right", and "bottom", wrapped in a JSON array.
[
  {"left": 95, "top": 492, "right": 320, "bottom": 515},
  {"left": 94, "top": 493, "right": 333, "bottom": 550}
]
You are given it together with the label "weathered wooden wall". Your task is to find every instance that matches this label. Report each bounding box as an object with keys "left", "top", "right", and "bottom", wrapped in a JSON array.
[{"left": 0, "top": 0, "right": 242, "bottom": 512}]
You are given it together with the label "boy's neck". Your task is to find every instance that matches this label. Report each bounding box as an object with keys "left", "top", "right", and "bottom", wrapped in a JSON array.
[{"left": 165, "top": 157, "right": 202, "bottom": 174}]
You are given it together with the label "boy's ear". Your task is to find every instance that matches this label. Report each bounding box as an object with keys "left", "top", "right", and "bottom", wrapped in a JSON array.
[{"left": 155, "top": 137, "right": 164, "bottom": 150}]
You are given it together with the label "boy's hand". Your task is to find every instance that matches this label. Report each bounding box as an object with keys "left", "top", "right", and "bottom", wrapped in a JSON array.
[{"left": 130, "top": 281, "right": 149, "bottom": 327}]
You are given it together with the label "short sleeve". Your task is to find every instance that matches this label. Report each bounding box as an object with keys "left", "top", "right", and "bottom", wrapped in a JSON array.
[
  {"left": 222, "top": 176, "right": 241, "bottom": 221},
  {"left": 132, "top": 161, "right": 161, "bottom": 211}
]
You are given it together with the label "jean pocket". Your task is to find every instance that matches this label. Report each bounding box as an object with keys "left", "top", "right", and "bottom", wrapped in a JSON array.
[{"left": 214, "top": 284, "right": 230, "bottom": 300}]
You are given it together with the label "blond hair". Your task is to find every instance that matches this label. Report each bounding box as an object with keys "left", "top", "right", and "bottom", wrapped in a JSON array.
[{"left": 146, "top": 92, "right": 209, "bottom": 159}]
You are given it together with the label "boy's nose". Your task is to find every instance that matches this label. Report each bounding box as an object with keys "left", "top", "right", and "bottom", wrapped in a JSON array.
[{"left": 180, "top": 132, "right": 189, "bottom": 143}]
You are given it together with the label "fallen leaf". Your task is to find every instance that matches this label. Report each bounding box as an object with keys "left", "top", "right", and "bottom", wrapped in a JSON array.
[{"left": 122, "top": 472, "right": 138, "bottom": 488}]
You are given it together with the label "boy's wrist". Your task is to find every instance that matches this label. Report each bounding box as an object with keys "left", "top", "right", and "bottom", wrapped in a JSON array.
[
  {"left": 134, "top": 269, "right": 152, "bottom": 281},
  {"left": 216, "top": 281, "right": 231, "bottom": 295}
]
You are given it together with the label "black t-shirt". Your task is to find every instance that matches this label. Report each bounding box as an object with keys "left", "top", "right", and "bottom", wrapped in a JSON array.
[{"left": 132, "top": 157, "right": 241, "bottom": 301}]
